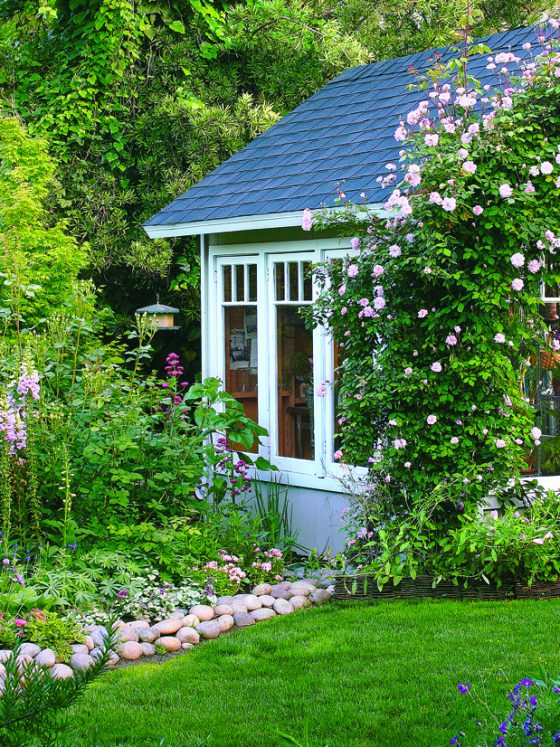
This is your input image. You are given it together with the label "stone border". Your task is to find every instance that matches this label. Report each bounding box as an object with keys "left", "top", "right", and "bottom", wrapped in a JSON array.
[{"left": 0, "top": 580, "right": 334, "bottom": 681}]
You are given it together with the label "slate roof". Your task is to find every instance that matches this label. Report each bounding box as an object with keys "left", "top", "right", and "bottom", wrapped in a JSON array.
[{"left": 145, "top": 24, "right": 556, "bottom": 231}]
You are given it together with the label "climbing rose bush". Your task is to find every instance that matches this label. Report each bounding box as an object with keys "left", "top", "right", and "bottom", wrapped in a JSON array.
[{"left": 312, "top": 26, "right": 560, "bottom": 522}]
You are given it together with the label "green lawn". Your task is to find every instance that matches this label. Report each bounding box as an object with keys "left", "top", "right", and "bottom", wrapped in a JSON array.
[{"left": 69, "top": 599, "right": 560, "bottom": 747}]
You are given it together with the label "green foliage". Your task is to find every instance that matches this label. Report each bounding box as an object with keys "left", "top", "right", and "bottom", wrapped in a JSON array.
[
  {"left": 2, "top": 0, "right": 546, "bottom": 330},
  {"left": 312, "top": 37, "right": 560, "bottom": 533},
  {"left": 0, "top": 635, "right": 113, "bottom": 747},
  {"left": 110, "top": 570, "right": 203, "bottom": 621},
  {"left": 0, "top": 116, "right": 86, "bottom": 328},
  {"left": 0, "top": 310, "right": 268, "bottom": 548},
  {"left": 19, "top": 610, "right": 84, "bottom": 661}
]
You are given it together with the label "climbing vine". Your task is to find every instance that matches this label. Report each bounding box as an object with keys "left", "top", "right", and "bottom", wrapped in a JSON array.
[{"left": 312, "top": 26, "right": 560, "bottom": 518}]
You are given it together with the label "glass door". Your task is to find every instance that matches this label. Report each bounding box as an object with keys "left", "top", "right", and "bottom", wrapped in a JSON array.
[{"left": 268, "top": 253, "right": 318, "bottom": 472}]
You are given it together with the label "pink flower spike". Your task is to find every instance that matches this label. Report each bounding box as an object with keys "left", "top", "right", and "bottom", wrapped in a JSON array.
[{"left": 302, "top": 208, "right": 312, "bottom": 231}]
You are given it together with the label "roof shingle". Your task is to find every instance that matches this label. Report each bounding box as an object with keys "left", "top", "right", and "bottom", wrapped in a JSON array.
[{"left": 145, "top": 24, "right": 555, "bottom": 230}]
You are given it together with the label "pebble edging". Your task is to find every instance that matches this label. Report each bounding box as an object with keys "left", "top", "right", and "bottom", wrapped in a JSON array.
[{"left": 0, "top": 580, "right": 334, "bottom": 685}]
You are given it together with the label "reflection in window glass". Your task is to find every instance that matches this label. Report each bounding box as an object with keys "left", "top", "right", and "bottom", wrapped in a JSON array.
[
  {"left": 276, "top": 305, "right": 314, "bottom": 459},
  {"left": 224, "top": 305, "right": 258, "bottom": 453}
]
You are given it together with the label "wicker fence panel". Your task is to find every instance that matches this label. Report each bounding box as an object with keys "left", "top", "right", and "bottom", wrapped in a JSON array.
[{"left": 332, "top": 574, "right": 558, "bottom": 602}]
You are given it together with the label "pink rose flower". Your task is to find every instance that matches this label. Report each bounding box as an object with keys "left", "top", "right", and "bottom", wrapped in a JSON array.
[
  {"left": 499, "top": 184, "right": 513, "bottom": 198},
  {"left": 301, "top": 208, "right": 312, "bottom": 231}
]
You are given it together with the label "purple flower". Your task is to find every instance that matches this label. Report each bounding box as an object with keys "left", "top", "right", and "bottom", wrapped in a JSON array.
[
  {"left": 117, "top": 590, "right": 129, "bottom": 599},
  {"left": 457, "top": 683, "right": 471, "bottom": 694}
]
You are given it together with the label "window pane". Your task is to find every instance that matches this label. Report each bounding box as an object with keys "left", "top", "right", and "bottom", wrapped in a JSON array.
[
  {"left": 275, "top": 262, "right": 285, "bottom": 302},
  {"left": 235, "top": 265, "right": 245, "bottom": 302},
  {"left": 276, "top": 305, "right": 313, "bottom": 459},
  {"left": 248, "top": 264, "right": 257, "bottom": 302},
  {"left": 223, "top": 265, "right": 232, "bottom": 302},
  {"left": 303, "top": 261, "right": 313, "bottom": 301},
  {"left": 289, "top": 262, "right": 299, "bottom": 301},
  {"left": 224, "top": 306, "right": 258, "bottom": 453}
]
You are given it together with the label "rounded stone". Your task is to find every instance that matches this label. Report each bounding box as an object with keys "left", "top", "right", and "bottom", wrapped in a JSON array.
[
  {"left": 128, "top": 620, "right": 151, "bottom": 630},
  {"left": 251, "top": 608, "right": 276, "bottom": 622},
  {"left": 137, "top": 627, "right": 160, "bottom": 643},
  {"left": 0, "top": 650, "right": 12, "bottom": 663},
  {"left": 233, "top": 612, "right": 255, "bottom": 628},
  {"left": 181, "top": 614, "right": 199, "bottom": 629},
  {"left": 20, "top": 643, "right": 41, "bottom": 658},
  {"left": 120, "top": 641, "right": 143, "bottom": 660},
  {"left": 34, "top": 648, "right": 56, "bottom": 667},
  {"left": 303, "top": 577, "right": 319, "bottom": 587},
  {"left": 252, "top": 583, "right": 273, "bottom": 596},
  {"left": 158, "top": 636, "right": 181, "bottom": 652},
  {"left": 171, "top": 610, "right": 186, "bottom": 619},
  {"left": 108, "top": 653, "right": 120, "bottom": 666},
  {"left": 240, "top": 594, "right": 261, "bottom": 611},
  {"left": 112, "top": 620, "right": 125, "bottom": 630},
  {"left": 216, "top": 595, "right": 234, "bottom": 606},
  {"left": 270, "top": 583, "right": 293, "bottom": 600},
  {"left": 71, "top": 643, "right": 90, "bottom": 656},
  {"left": 310, "top": 588, "right": 333, "bottom": 604},
  {"left": 181, "top": 642, "right": 194, "bottom": 650},
  {"left": 216, "top": 614, "right": 234, "bottom": 633},
  {"left": 213, "top": 604, "right": 234, "bottom": 617},
  {"left": 84, "top": 636, "right": 95, "bottom": 651},
  {"left": 189, "top": 605, "right": 214, "bottom": 622},
  {"left": 196, "top": 621, "right": 221, "bottom": 640},
  {"left": 70, "top": 653, "right": 95, "bottom": 671},
  {"left": 176, "top": 627, "right": 200, "bottom": 645},
  {"left": 140, "top": 642, "right": 156, "bottom": 656},
  {"left": 230, "top": 601, "right": 248, "bottom": 615},
  {"left": 90, "top": 647, "right": 104, "bottom": 661},
  {"left": 152, "top": 618, "right": 183, "bottom": 636},
  {"left": 119, "top": 625, "right": 139, "bottom": 643},
  {"left": 273, "top": 598, "right": 294, "bottom": 615},
  {"left": 289, "top": 582, "right": 315, "bottom": 597},
  {"left": 91, "top": 629, "right": 107, "bottom": 648},
  {"left": 290, "top": 594, "right": 310, "bottom": 610},
  {"left": 51, "top": 663, "right": 73, "bottom": 679},
  {"left": 259, "top": 594, "right": 275, "bottom": 608}
]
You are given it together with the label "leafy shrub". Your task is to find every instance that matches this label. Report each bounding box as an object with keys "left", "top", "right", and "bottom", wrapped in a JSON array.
[
  {"left": 311, "top": 32, "right": 560, "bottom": 523},
  {"left": 110, "top": 571, "right": 203, "bottom": 622},
  {"left": 345, "top": 476, "right": 560, "bottom": 588}
]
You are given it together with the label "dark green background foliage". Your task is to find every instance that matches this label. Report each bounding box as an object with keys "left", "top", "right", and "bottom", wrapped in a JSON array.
[{"left": 0, "top": 0, "right": 554, "bottom": 349}]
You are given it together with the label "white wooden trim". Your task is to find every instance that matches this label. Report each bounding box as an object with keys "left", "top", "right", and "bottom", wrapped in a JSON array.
[{"left": 144, "top": 204, "right": 387, "bottom": 238}]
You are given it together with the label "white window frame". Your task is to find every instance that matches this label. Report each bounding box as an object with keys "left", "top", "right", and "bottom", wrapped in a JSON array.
[{"left": 207, "top": 238, "right": 364, "bottom": 492}]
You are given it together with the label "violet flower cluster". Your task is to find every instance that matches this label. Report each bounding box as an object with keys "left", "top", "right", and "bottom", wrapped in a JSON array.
[
  {"left": 0, "top": 362, "right": 40, "bottom": 454},
  {"left": 451, "top": 678, "right": 560, "bottom": 746}
]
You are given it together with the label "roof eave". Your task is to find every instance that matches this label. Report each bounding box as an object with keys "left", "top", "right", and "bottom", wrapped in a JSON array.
[{"left": 144, "top": 204, "right": 388, "bottom": 238}]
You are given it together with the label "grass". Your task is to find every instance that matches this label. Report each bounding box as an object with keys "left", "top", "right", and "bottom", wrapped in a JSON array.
[{"left": 69, "top": 599, "right": 560, "bottom": 747}]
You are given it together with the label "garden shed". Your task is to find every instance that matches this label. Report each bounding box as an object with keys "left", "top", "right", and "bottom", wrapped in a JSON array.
[{"left": 145, "top": 23, "right": 558, "bottom": 551}]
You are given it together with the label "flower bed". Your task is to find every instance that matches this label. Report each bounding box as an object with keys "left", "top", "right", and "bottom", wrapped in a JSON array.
[{"left": 0, "top": 580, "right": 334, "bottom": 684}]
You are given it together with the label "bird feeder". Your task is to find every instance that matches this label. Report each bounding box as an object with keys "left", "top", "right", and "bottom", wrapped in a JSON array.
[{"left": 136, "top": 298, "right": 180, "bottom": 331}]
